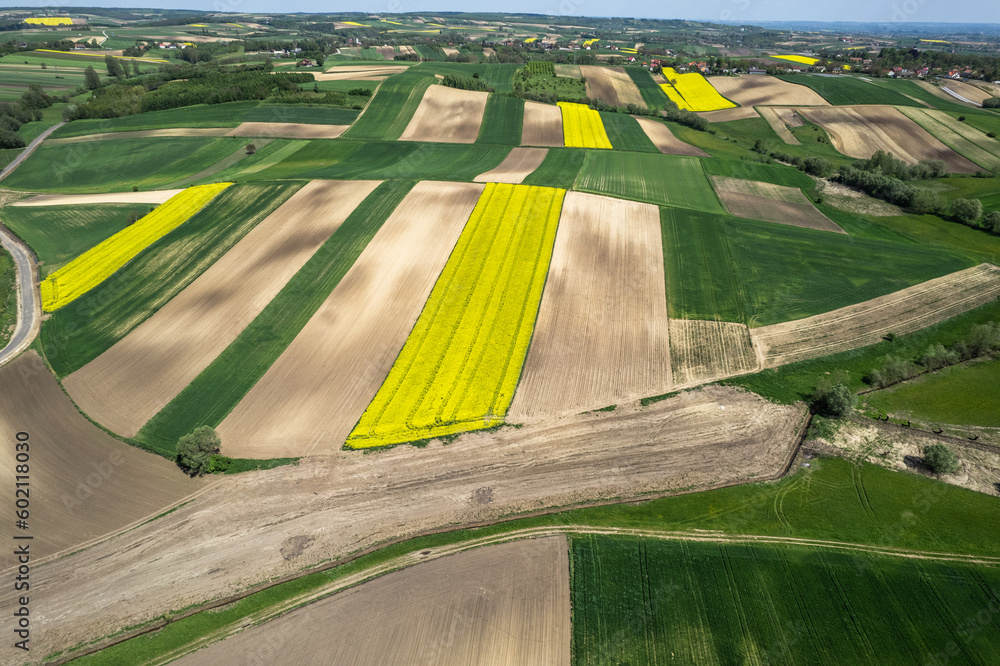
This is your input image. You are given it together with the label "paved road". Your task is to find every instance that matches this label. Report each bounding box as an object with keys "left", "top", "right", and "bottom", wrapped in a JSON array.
[
  {"left": 0, "top": 223, "right": 40, "bottom": 366},
  {"left": 0, "top": 121, "right": 65, "bottom": 182}
]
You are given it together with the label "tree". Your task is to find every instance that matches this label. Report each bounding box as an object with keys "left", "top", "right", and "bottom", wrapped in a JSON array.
[
  {"left": 104, "top": 54, "right": 126, "bottom": 79},
  {"left": 84, "top": 65, "right": 100, "bottom": 90},
  {"left": 951, "top": 198, "right": 983, "bottom": 225},
  {"left": 984, "top": 97, "right": 1000, "bottom": 109},
  {"left": 176, "top": 426, "right": 222, "bottom": 475},
  {"left": 983, "top": 211, "right": 1000, "bottom": 233},
  {"left": 923, "top": 443, "right": 960, "bottom": 475},
  {"left": 245, "top": 143, "right": 256, "bottom": 155},
  {"left": 810, "top": 373, "right": 856, "bottom": 417},
  {"left": 131, "top": 59, "right": 140, "bottom": 77}
]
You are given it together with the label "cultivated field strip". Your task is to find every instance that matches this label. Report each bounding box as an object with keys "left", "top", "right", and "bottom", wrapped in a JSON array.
[
  {"left": 660, "top": 67, "right": 736, "bottom": 112},
  {"left": 226, "top": 123, "right": 351, "bottom": 139},
  {"left": 707, "top": 75, "right": 830, "bottom": 107},
  {"left": 313, "top": 64, "right": 408, "bottom": 81},
  {"left": 217, "top": 181, "right": 483, "bottom": 458},
  {"left": 399, "top": 84, "right": 490, "bottom": 143},
  {"left": 474, "top": 147, "right": 548, "bottom": 183},
  {"left": 896, "top": 107, "right": 1000, "bottom": 170},
  {"left": 11, "top": 190, "right": 183, "bottom": 206},
  {"left": 509, "top": 192, "right": 671, "bottom": 420},
  {"left": 347, "top": 183, "right": 565, "bottom": 448},
  {"left": 757, "top": 106, "right": 801, "bottom": 145},
  {"left": 521, "top": 100, "right": 564, "bottom": 146},
  {"left": 694, "top": 107, "right": 760, "bottom": 122},
  {"left": 558, "top": 102, "right": 612, "bottom": 149},
  {"left": 175, "top": 537, "right": 571, "bottom": 666},
  {"left": 579, "top": 65, "right": 646, "bottom": 107},
  {"left": 797, "top": 105, "right": 980, "bottom": 173},
  {"left": 668, "top": 319, "right": 758, "bottom": 385},
  {"left": 633, "top": 116, "right": 709, "bottom": 156},
  {"left": 752, "top": 264, "right": 1000, "bottom": 367},
  {"left": 711, "top": 176, "right": 845, "bottom": 233},
  {"left": 46, "top": 128, "right": 233, "bottom": 144},
  {"left": 63, "top": 180, "right": 381, "bottom": 437}
]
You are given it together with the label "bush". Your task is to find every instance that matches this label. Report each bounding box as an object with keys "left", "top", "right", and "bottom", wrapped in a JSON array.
[
  {"left": 920, "top": 343, "right": 959, "bottom": 371},
  {"left": 866, "top": 354, "right": 921, "bottom": 388},
  {"left": 801, "top": 156, "right": 830, "bottom": 177},
  {"left": 951, "top": 198, "right": 983, "bottom": 225},
  {"left": 176, "top": 425, "right": 222, "bottom": 476},
  {"left": 983, "top": 211, "right": 1000, "bottom": 233},
  {"left": 810, "top": 374, "right": 856, "bottom": 417},
  {"left": 208, "top": 454, "right": 234, "bottom": 473},
  {"left": 0, "top": 128, "right": 25, "bottom": 149},
  {"left": 910, "top": 188, "right": 943, "bottom": 215},
  {"left": 983, "top": 97, "right": 1000, "bottom": 109},
  {"left": 923, "top": 443, "right": 960, "bottom": 475}
]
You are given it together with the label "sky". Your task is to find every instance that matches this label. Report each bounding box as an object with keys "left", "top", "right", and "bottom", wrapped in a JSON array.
[{"left": 23, "top": 0, "right": 1000, "bottom": 25}]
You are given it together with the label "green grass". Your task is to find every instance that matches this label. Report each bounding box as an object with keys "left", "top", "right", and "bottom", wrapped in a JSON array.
[
  {"left": 932, "top": 176, "right": 1000, "bottom": 214},
  {"left": 1, "top": 204, "right": 137, "bottom": 277},
  {"left": 709, "top": 117, "right": 852, "bottom": 170},
  {"left": 624, "top": 67, "right": 668, "bottom": 109},
  {"left": 669, "top": 122, "right": 760, "bottom": 160},
  {"left": 518, "top": 67, "right": 586, "bottom": 100},
  {"left": 958, "top": 112, "right": 1000, "bottom": 138},
  {"left": 421, "top": 63, "right": 522, "bottom": 93},
  {"left": 775, "top": 74, "right": 922, "bottom": 106},
  {"left": 243, "top": 104, "right": 360, "bottom": 125},
  {"left": 476, "top": 94, "right": 524, "bottom": 145},
  {"left": 575, "top": 152, "right": 724, "bottom": 213},
  {"left": 71, "top": 457, "right": 1000, "bottom": 665},
  {"left": 521, "top": 148, "right": 586, "bottom": 189},
  {"left": 0, "top": 250, "right": 15, "bottom": 350},
  {"left": 724, "top": 299, "right": 1000, "bottom": 403},
  {"left": 865, "top": 358, "right": 1000, "bottom": 427},
  {"left": 53, "top": 102, "right": 257, "bottom": 137},
  {"left": 599, "top": 112, "right": 658, "bottom": 153},
  {"left": 863, "top": 212, "right": 1000, "bottom": 265},
  {"left": 571, "top": 535, "right": 1000, "bottom": 665},
  {"left": 344, "top": 69, "right": 435, "bottom": 140},
  {"left": 3, "top": 138, "right": 245, "bottom": 193},
  {"left": 18, "top": 103, "right": 68, "bottom": 143},
  {"left": 700, "top": 156, "right": 816, "bottom": 191},
  {"left": 136, "top": 180, "right": 415, "bottom": 455},
  {"left": 41, "top": 182, "right": 304, "bottom": 377}
]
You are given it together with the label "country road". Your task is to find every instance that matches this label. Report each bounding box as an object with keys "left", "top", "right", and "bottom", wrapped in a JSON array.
[
  {"left": 0, "top": 224, "right": 40, "bottom": 366},
  {"left": 0, "top": 121, "right": 64, "bottom": 182}
]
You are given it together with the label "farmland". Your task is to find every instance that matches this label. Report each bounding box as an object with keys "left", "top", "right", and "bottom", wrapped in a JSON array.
[
  {"left": 575, "top": 152, "right": 724, "bottom": 212},
  {"left": 897, "top": 107, "right": 1000, "bottom": 171},
  {"left": 399, "top": 85, "right": 489, "bottom": 143},
  {"left": 776, "top": 74, "right": 924, "bottom": 106},
  {"left": 521, "top": 100, "right": 564, "bottom": 147},
  {"left": 0, "top": 251, "right": 13, "bottom": 349},
  {"left": 660, "top": 68, "right": 736, "bottom": 112},
  {"left": 477, "top": 94, "right": 524, "bottom": 145},
  {"left": 707, "top": 75, "right": 829, "bottom": 107},
  {"left": 559, "top": 102, "right": 613, "bottom": 149},
  {"left": 598, "top": 112, "right": 658, "bottom": 152},
  {"left": 711, "top": 176, "right": 843, "bottom": 232}
]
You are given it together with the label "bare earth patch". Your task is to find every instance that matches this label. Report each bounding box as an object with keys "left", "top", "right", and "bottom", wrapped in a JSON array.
[
  {"left": 695, "top": 107, "right": 760, "bottom": 122},
  {"left": 633, "top": 116, "right": 709, "bottom": 156},
  {"left": 816, "top": 178, "right": 904, "bottom": 217},
  {"left": 752, "top": 264, "right": 1000, "bottom": 367},
  {"left": 579, "top": 65, "right": 646, "bottom": 107},
  {"left": 217, "top": 181, "right": 484, "bottom": 458},
  {"left": 757, "top": 107, "right": 801, "bottom": 145},
  {"left": 11, "top": 190, "right": 183, "bottom": 206},
  {"left": 509, "top": 192, "right": 671, "bottom": 420},
  {"left": 521, "top": 101, "right": 564, "bottom": 147},
  {"left": 712, "top": 176, "right": 844, "bottom": 233},
  {"left": 177, "top": 537, "right": 571, "bottom": 666},
  {"left": 669, "top": 319, "right": 758, "bottom": 385},
  {"left": 47, "top": 128, "right": 232, "bottom": 144},
  {"left": 474, "top": 147, "right": 549, "bottom": 183},
  {"left": 63, "top": 180, "right": 380, "bottom": 437},
  {"left": 399, "top": 85, "right": 489, "bottom": 143},
  {"left": 708, "top": 75, "right": 829, "bottom": 107},
  {"left": 313, "top": 65, "right": 408, "bottom": 82},
  {"left": 227, "top": 123, "right": 350, "bottom": 139}
]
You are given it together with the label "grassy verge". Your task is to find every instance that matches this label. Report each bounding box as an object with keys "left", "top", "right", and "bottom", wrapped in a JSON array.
[
  {"left": 52, "top": 102, "right": 257, "bottom": 137},
  {"left": 243, "top": 104, "right": 360, "bottom": 125},
  {"left": 0, "top": 249, "right": 15, "bottom": 350}
]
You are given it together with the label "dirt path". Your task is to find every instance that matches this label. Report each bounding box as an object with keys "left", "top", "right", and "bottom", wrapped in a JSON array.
[
  {"left": 227, "top": 123, "right": 350, "bottom": 139},
  {"left": 47, "top": 128, "right": 232, "bottom": 144}
]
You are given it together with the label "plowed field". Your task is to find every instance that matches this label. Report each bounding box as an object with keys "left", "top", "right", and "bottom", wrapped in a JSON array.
[
  {"left": 711, "top": 176, "right": 844, "bottom": 233},
  {"left": 633, "top": 116, "right": 709, "bottom": 156},
  {"left": 708, "top": 75, "right": 829, "bottom": 107},
  {"left": 474, "top": 147, "right": 548, "bottom": 183},
  {"left": 521, "top": 100, "right": 564, "bottom": 147},
  {"left": 399, "top": 85, "right": 490, "bottom": 143},
  {"left": 669, "top": 319, "right": 758, "bottom": 385},
  {"left": 580, "top": 65, "right": 646, "bottom": 107},
  {"left": 227, "top": 123, "right": 350, "bottom": 138}
]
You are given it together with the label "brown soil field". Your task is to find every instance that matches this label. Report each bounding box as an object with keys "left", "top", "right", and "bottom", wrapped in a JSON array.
[
  {"left": 18, "top": 385, "right": 807, "bottom": 657},
  {"left": 668, "top": 319, "right": 758, "bottom": 385},
  {"left": 695, "top": 107, "right": 760, "bottom": 122},
  {"left": 314, "top": 65, "right": 408, "bottom": 82},
  {"left": 11, "top": 190, "right": 183, "bottom": 207},
  {"left": 63, "top": 180, "right": 381, "bottom": 438},
  {"left": 708, "top": 75, "right": 830, "bottom": 107},
  {"left": 508, "top": 193, "right": 671, "bottom": 420},
  {"left": 554, "top": 63, "right": 581, "bottom": 78},
  {"left": 177, "top": 537, "right": 571, "bottom": 666},
  {"left": 752, "top": 263, "right": 1000, "bottom": 367},
  {"left": 441, "top": 47, "right": 460, "bottom": 57},
  {"left": 757, "top": 106, "right": 801, "bottom": 145},
  {"left": 897, "top": 107, "right": 1000, "bottom": 170},
  {"left": 482, "top": 47, "right": 496, "bottom": 58},
  {"left": 377, "top": 45, "right": 395, "bottom": 59},
  {"left": 0, "top": 352, "right": 207, "bottom": 566},
  {"left": 217, "top": 181, "right": 484, "bottom": 458},
  {"left": 227, "top": 123, "right": 350, "bottom": 138},
  {"left": 579, "top": 65, "right": 646, "bottom": 107},
  {"left": 797, "top": 105, "right": 979, "bottom": 173},
  {"left": 939, "top": 80, "right": 994, "bottom": 105},
  {"left": 633, "top": 116, "right": 709, "bottom": 156},
  {"left": 47, "top": 128, "right": 231, "bottom": 144},
  {"left": 521, "top": 100, "right": 564, "bottom": 147},
  {"left": 712, "top": 176, "right": 845, "bottom": 233},
  {"left": 399, "top": 85, "right": 490, "bottom": 143},
  {"left": 399, "top": 46, "right": 417, "bottom": 56},
  {"left": 473, "top": 147, "right": 548, "bottom": 183},
  {"left": 913, "top": 80, "right": 980, "bottom": 107}
]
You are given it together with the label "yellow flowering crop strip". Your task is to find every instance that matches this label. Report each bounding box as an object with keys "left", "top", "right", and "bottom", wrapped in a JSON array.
[
  {"left": 524, "top": 37, "right": 538, "bottom": 43},
  {"left": 558, "top": 102, "right": 613, "bottom": 149},
  {"left": 773, "top": 55, "right": 820, "bottom": 65},
  {"left": 40, "top": 182, "right": 231, "bottom": 311},
  {"left": 347, "top": 183, "right": 565, "bottom": 449},
  {"left": 25, "top": 17, "right": 73, "bottom": 26},
  {"left": 659, "top": 67, "right": 736, "bottom": 112},
  {"left": 583, "top": 38, "right": 599, "bottom": 47}
]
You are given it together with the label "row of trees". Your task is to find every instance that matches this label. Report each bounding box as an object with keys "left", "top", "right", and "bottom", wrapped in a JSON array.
[
  {"left": 866, "top": 322, "right": 1000, "bottom": 389},
  {"left": 0, "top": 84, "right": 56, "bottom": 149}
]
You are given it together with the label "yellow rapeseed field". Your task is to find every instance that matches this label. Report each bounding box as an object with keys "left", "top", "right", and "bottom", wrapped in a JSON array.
[
  {"left": 583, "top": 38, "right": 599, "bottom": 47},
  {"left": 40, "top": 182, "right": 231, "bottom": 311},
  {"left": 558, "top": 102, "right": 613, "bottom": 149},
  {"left": 659, "top": 68, "right": 737, "bottom": 112},
  {"left": 524, "top": 37, "right": 538, "bottom": 43},
  {"left": 346, "top": 182, "right": 565, "bottom": 449},
  {"left": 25, "top": 17, "right": 73, "bottom": 26},
  {"left": 773, "top": 55, "right": 821, "bottom": 66}
]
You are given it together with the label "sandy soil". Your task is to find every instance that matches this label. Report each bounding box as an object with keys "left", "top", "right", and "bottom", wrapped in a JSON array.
[
  {"left": 521, "top": 101, "right": 564, "bottom": 147},
  {"left": 708, "top": 75, "right": 829, "bottom": 107},
  {"left": 694, "top": 107, "right": 760, "bottom": 122},
  {"left": 633, "top": 116, "right": 709, "bottom": 156},
  {"left": 752, "top": 263, "right": 1000, "bottom": 367},
  {"left": 0, "top": 352, "right": 207, "bottom": 567},
  {"left": 669, "top": 319, "right": 758, "bottom": 385},
  {"left": 712, "top": 176, "right": 845, "bottom": 233},
  {"left": 399, "top": 85, "right": 489, "bottom": 143},
  {"left": 758, "top": 106, "right": 801, "bottom": 145},
  {"left": 473, "top": 147, "right": 548, "bottom": 183},
  {"left": 47, "top": 128, "right": 232, "bottom": 144},
  {"left": 16, "top": 385, "right": 807, "bottom": 657},
  {"left": 177, "top": 537, "right": 571, "bottom": 666},
  {"left": 797, "top": 105, "right": 979, "bottom": 173},
  {"left": 217, "top": 182, "right": 484, "bottom": 458},
  {"left": 63, "top": 180, "right": 381, "bottom": 438},
  {"left": 508, "top": 193, "right": 671, "bottom": 420},
  {"left": 579, "top": 65, "right": 646, "bottom": 108},
  {"left": 10, "top": 190, "right": 183, "bottom": 206},
  {"left": 227, "top": 123, "right": 350, "bottom": 138}
]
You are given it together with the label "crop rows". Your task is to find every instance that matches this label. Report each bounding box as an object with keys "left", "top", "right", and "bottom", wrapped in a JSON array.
[
  {"left": 659, "top": 68, "right": 736, "bottom": 112},
  {"left": 575, "top": 152, "right": 724, "bottom": 213},
  {"left": 558, "top": 102, "right": 613, "bottom": 149},
  {"left": 346, "top": 182, "right": 564, "bottom": 448}
]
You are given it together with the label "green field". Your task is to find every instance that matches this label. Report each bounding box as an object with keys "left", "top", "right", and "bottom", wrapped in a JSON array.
[
  {"left": 865, "top": 358, "right": 1000, "bottom": 427},
  {"left": 476, "top": 94, "right": 524, "bottom": 145},
  {"left": 700, "top": 156, "right": 816, "bottom": 190},
  {"left": 599, "top": 112, "right": 658, "bottom": 152},
  {"left": 707, "top": 117, "right": 852, "bottom": 169},
  {"left": 344, "top": 69, "right": 435, "bottom": 140},
  {"left": 521, "top": 147, "right": 586, "bottom": 189},
  {"left": 0, "top": 250, "right": 15, "bottom": 350},
  {"left": 243, "top": 104, "right": 360, "bottom": 125},
  {"left": 571, "top": 535, "right": 1000, "bottom": 665},
  {"left": 41, "top": 182, "right": 303, "bottom": 377},
  {"left": 775, "top": 74, "right": 923, "bottom": 106},
  {"left": 624, "top": 67, "right": 669, "bottom": 108},
  {"left": 575, "top": 152, "right": 724, "bottom": 213},
  {"left": 52, "top": 102, "right": 258, "bottom": 137},
  {"left": 1, "top": 204, "right": 138, "bottom": 277},
  {"left": 136, "top": 180, "right": 415, "bottom": 455}
]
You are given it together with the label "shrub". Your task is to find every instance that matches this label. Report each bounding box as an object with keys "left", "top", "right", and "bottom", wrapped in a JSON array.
[
  {"left": 801, "top": 156, "right": 830, "bottom": 177},
  {"left": 920, "top": 343, "right": 959, "bottom": 371},
  {"left": 983, "top": 97, "right": 1000, "bottom": 109},
  {"left": 910, "top": 188, "right": 943, "bottom": 215},
  {"left": 982, "top": 211, "right": 1000, "bottom": 233},
  {"left": 923, "top": 444, "right": 960, "bottom": 475},
  {"left": 208, "top": 454, "right": 234, "bottom": 473},
  {"left": 176, "top": 425, "right": 222, "bottom": 476},
  {"left": 951, "top": 198, "right": 983, "bottom": 225},
  {"left": 810, "top": 373, "right": 856, "bottom": 417}
]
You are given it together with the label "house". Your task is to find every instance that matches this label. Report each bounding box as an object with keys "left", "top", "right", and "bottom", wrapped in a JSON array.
[
  {"left": 947, "top": 69, "right": 961, "bottom": 79},
  {"left": 749, "top": 67, "right": 766, "bottom": 74}
]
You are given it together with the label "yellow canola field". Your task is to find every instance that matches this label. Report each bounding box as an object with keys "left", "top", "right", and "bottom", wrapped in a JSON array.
[
  {"left": 558, "top": 102, "right": 613, "bottom": 149},
  {"left": 40, "top": 182, "right": 231, "bottom": 311},
  {"left": 583, "top": 39, "right": 599, "bottom": 47},
  {"left": 773, "top": 55, "right": 821, "bottom": 65},
  {"left": 25, "top": 17, "right": 73, "bottom": 26},
  {"left": 342, "top": 21, "right": 369, "bottom": 26},
  {"left": 659, "top": 68, "right": 736, "bottom": 112},
  {"left": 346, "top": 182, "right": 565, "bottom": 449},
  {"left": 524, "top": 37, "right": 538, "bottom": 43}
]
